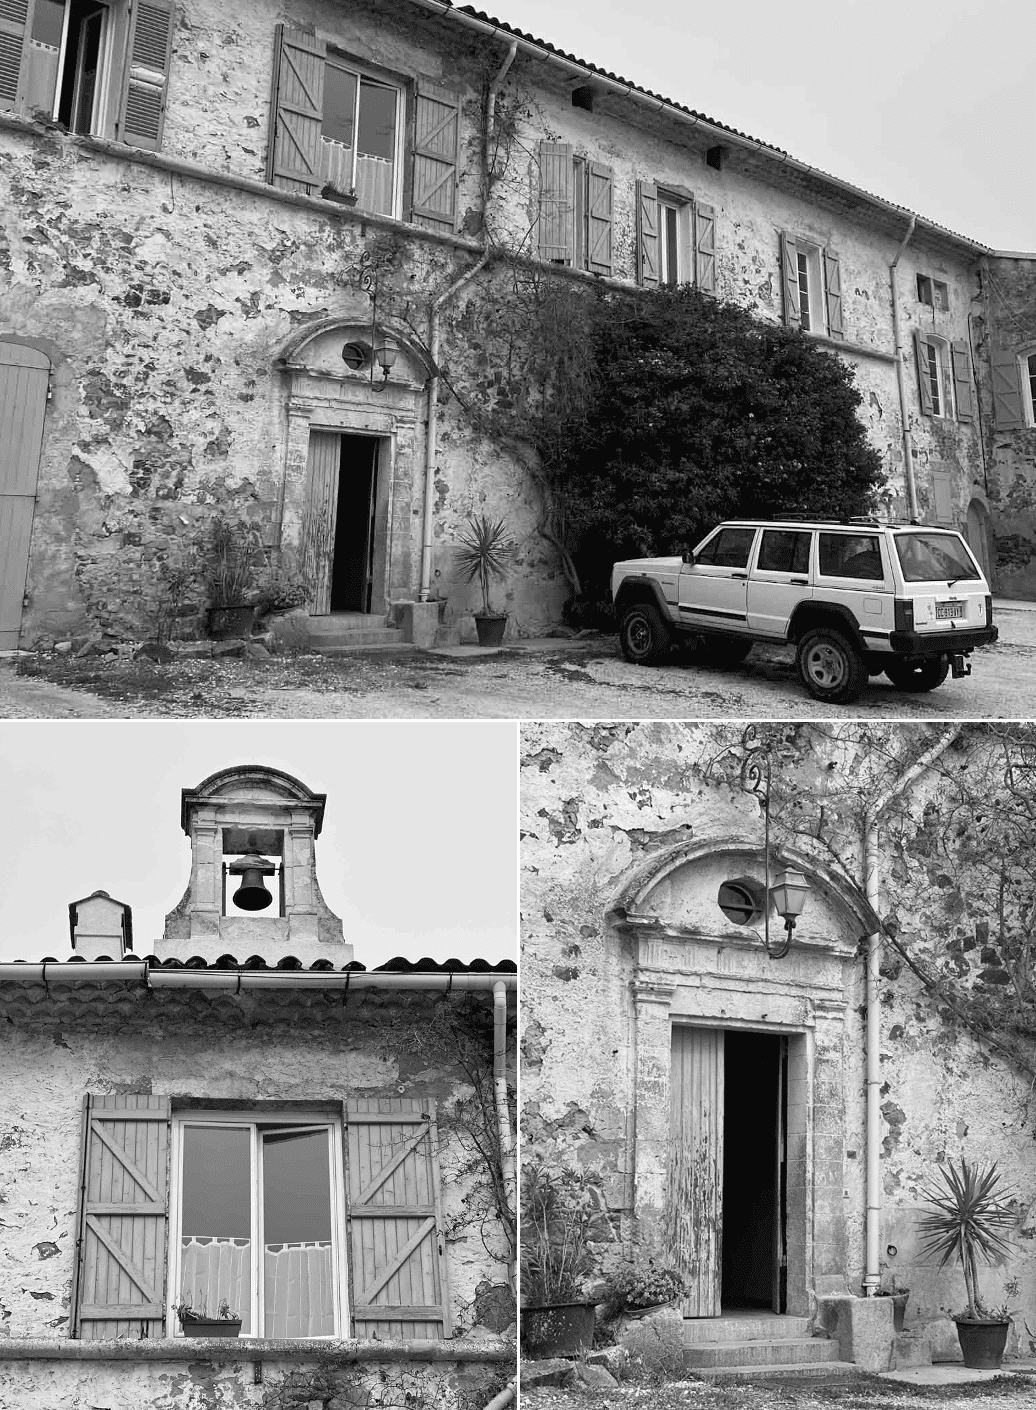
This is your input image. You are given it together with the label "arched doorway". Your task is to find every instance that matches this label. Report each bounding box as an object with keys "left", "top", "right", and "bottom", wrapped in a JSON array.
[
  {"left": 966, "top": 498, "right": 993, "bottom": 584},
  {"left": 0, "top": 341, "right": 50, "bottom": 650}
]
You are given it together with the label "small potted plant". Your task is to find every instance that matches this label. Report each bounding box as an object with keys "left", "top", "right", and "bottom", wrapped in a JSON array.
[
  {"left": 455, "top": 513, "right": 515, "bottom": 647},
  {"left": 174, "top": 1293, "right": 242, "bottom": 1338},
  {"left": 917, "top": 1157, "right": 1016, "bottom": 1370},
  {"left": 520, "top": 1164, "right": 603, "bottom": 1359},
  {"left": 203, "top": 513, "right": 267, "bottom": 638},
  {"left": 254, "top": 561, "right": 310, "bottom": 622},
  {"left": 878, "top": 1267, "right": 910, "bottom": 1333},
  {"left": 601, "top": 1254, "right": 685, "bottom": 1321}
]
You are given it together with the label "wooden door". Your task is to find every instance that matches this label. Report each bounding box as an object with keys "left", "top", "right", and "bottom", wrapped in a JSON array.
[
  {"left": 669, "top": 1026, "right": 723, "bottom": 1316},
  {"left": 0, "top": 342, "right": 49, "bottom": 650},
  {"left": 345, "top": 1097, "right": 449, "bottom": 1339},
  {"left": 772, "top": 1037, "right": 788, "bottom": 1313},
  {"left": 302, "top": 430, "right": 341, "bottom": 614}
]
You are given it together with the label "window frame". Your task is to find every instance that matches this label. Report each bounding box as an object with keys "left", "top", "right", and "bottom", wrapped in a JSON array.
[
  {"left": 167, "top": 1108, "right": 348, "bottom": 1340},
  {"left": 918, "top": 333, "right": 955, "bottom": 419},
  {"left": 1022, "top": 349, "right": 1036, "bottom": 428},
  {"left": 22, "top": 0, "right": 118, "bottom": 135},
  {"left": 916, "top": 273, "right": 949, "bottom": 312},
  {"left": 320, "top": 50, "right": 406, "bottom": 218},
  {"left": 657, "top": 191, "right": 691, "bottom": 288},
  {"left": 796, "top": 242, "right": 824, "bottom": 335}
]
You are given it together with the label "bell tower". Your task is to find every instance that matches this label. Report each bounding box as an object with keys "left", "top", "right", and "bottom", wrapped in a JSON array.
[{"left": 158, "top": 765, "right": 352, "bottom": 967}]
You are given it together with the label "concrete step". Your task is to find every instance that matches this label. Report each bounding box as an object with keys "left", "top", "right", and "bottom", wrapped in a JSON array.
[
  {"left": 309, "top": 628, "right": 406, "bottom": 650},
  {"left": 685, "top": 1337, "right": 841, "bottom": 1369},
  {"left": 308, "top": 613, "right": 389, "bottom": 634},
  {"left": 693, "top": 1361, "right": 861, "bottom": 1384},
  {"left": 684, "top": 1315, "right": 811, "bottom": 1344}
]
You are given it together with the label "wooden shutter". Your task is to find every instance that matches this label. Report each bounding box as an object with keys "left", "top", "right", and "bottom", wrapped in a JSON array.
[
  {"left": 914, "top": 330, "right": 934, "bottom": 416},
  {"left": 0, "top": 0, "right": 29, "bottom": 110},
  {"left": 780, "top": 232, "right": 800, "bottom": 327},
  {"left": 824, "top": 249, "right": 843, "bottom": 338},
  {"left": 118, "top": 0, "right": 174, "bottom": 151},
  {"left": 346, "top": 1097, "right": 450, "bottom": 1339},
  {"left": 538, "top": 141, "right": 573, "bottom": 264},
  {"left": 951, "top": 341, "right": 975, "bottom": 422},
  {"left": 0, "top": 342, "right": 48, "bottom": 650},
  {"left": 931, "top": 467, "right": 953, "bottom": 524},
  {"left": 72, "top": 1094, "right": 171, "bottom": 1339},
  {"left": 695, "top": 202, "right": 716, "bottom": 294},
  {"left": 586, "top": 163, "right": 613, "bottom": 276},
  {"left": 411, "top": 80, "right": 460, "bottom": 233},
  {"left": 266, "top": 25, "right": 326, "bottom": 194},
  {"left": 668, "top": 1027, "right": 723, "bottom": 1317},
  {"left": 636, "top": 179, "right": 658, "bottom": 288},
  {"left": 991, "top": 345, "right": 1025, "bottom": 430}
]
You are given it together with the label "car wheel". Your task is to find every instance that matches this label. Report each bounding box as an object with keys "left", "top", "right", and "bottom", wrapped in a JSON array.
[
  {"left": 618, "top": 603, "right": 672, "bottom": 665},
  {"left": 695, "top": 636, "right": 753, "bottom": 667},
  {"left": 796, "top": 628, "right": 867, "bottom": 704},
  {"left": 884, "top": 657, "right": 950, "bottom": 692}
]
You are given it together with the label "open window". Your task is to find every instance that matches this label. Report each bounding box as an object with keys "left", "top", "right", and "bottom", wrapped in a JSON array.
[
  {"left": 320, "top": 57, "right": 401, "bottom": 215},
  {"left": 780, "top": 232, "right": 843, "bottom": 339},
  {"left": 0, "top": 0, "right": 173, "bottom": 147},
  {"left": 635, "top": 180, "right": 716, "bottom": 292}
]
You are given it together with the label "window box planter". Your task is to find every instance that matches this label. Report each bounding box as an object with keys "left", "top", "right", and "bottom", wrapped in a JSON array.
[{"left": 178, "top": 1317, "right": 242, "bottom": 1338}]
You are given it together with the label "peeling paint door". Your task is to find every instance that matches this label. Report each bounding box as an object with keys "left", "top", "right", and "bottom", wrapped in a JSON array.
[
  {"left": 0, "top": 343, "right": 50, "bottom": 650},
  {"left": 302, "top": 431, "right": 382, "bottom": 614},
  {"left": 669, "top": 1025, "right": 724, "bottom": 1316}
]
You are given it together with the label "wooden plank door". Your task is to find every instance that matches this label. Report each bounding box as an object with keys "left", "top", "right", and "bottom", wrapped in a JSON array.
[
  {"left": 302, "top": 430, "right": 341, "bottom": 614},
  {"left": 73, "top": 1094, "right": 171, "bottom": 1339},
  {"left": 0, "top": 342, "right": 49, "bottom": 650},
  {"left": 345, "top": 1097, "right": 450, "bottom": 1339},
  {"left": 669, "top": 1026, "right": 724, "bottom": 1316}
]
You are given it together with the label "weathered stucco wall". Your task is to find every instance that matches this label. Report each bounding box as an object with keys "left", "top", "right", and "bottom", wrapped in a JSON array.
[
  {"left": 521, "top": 721, "right": 1036, "bottom": 1357},
  {"left": 0, "top": 982, "right": 514, "bottom": 1369}
]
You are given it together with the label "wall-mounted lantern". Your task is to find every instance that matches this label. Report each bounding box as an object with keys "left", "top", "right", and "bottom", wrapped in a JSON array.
[
  {"left": 370, "top": 341, "right": 397, "bottom": 391},
  {"left": 739, "top": 725, "right": 811, "bottom": 959}
]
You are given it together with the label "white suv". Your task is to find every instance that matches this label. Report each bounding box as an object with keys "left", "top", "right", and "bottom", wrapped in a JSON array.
[{"left": 611, "top": 519, "right": 997, "bottom": 704}]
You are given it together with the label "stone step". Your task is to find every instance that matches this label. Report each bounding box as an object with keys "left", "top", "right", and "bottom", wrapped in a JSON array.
[
  {"left": 685, "top": 1337, "right": 841, "bottom": 1369},
  {"left": 308, "top": 628, "right": 406, "bottom": 650},
  {"left": 307, "top": 613, "right": 390, "bottom": 634},
  {"left": 684, "top": 1315, "right": 811, "bottom": 1344},
  {"left": 693, "top": 1361, "right": 861, "bottom": 1384}
]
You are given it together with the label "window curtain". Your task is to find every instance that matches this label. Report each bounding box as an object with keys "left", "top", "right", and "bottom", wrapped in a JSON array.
[
  {"left": 264, "top": 1241, "right": 334, "bottom": 1337},
  {"left": 180, "top": 1237, "right": 251, "bottom": 1330}
]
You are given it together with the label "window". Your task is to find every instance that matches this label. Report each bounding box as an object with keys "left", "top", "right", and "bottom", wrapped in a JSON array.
[
  {"left": 757, "top": 529, "right": 810, "bottom": 574},
  {"left": 894, "top": 532, "right": 980, "bottom": 583},
  {"left": 695, "top": 526, "right": 756, "bottom": 568},
  {"left": 780, "top": 233, "right": 843, "bottom": 339},
  {"left": 267, "top": 28, "right": 460, "bottom": 232},
  {"left": 320, "top": 59, "right": 401, "bottom": 216},
  {"left": 818, "top": 533, "right": 884, "bottom": 580},
  {"left": 1026, "top": 352, "right": 1036, "bottom": 426},
  {"left": 718, "top": 879, "right": 762, "bottom": 925},
  {"left": 916, "top": 274, "right": 949, "bottom": 311},
  {"left": 171, "top": 1113, "right": 344, "bottom": 1339},
  {"left": 636, "top": 180, "right": 716, "bottom": 292},
  {"left": 914, "top": 333, "right": 955, "bottom": 418},
  {"left": 0, "top": 0, "right": 173, "bottom": 147},
  {"left": 538, "top": 144, "right": 614, "bottom": 274}
]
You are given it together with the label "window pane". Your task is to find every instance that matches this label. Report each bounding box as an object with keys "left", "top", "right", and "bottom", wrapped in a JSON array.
[
  {"left": 181, "top": 1126, "right": 252, "bottom": 1333},
  {"left": 818, "top": 534, "right": 883, "bottom": 580},
  {"left": 758, "top": 530, "right": 810, "bottom": 574},
  {"left": 709, "top": 527, "right": 756, "bottom": 568},
  {"left": 1028, "top": 353, "right": 1036, "bottom": 423},
  {"left": 797, "top": 251, "right": 811, "bottom": 331},
  {"left": 662, "top": 205, "right": 678, "bottom": 287},
  {"left": 357, "top": 80, "right": 396, "bottom": 160},
  {"left": 263, "top": 1129, "right": 334, "bottom": 1337},
  {"left": 32, "top": 0, "right": 65, "bottom": 45},
  {"left": 895, "top": 532, "right": 981, "bottom": 582},
  {"left": 323, "top": 65, "right": 357, "bottom": 146}
]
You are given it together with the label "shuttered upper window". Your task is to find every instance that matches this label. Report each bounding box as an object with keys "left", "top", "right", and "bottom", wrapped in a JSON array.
[
  {"left": 321, "top": 59, "right": 401, "bottom": 216},
  {"left": 0, "top": 0, "right": 173, "bottom": 149},
  {"left": 71, "top": 1093, "right": 451, "bottom": 1341},
  {"left": 913, "top": 331, "right": 975, "bottom": 423},
  {"left": 635, "top": 179, "right": 716, "bottom": 293},
  {"left": 780, "top": 233, "right": 842, "bottom": 339}
]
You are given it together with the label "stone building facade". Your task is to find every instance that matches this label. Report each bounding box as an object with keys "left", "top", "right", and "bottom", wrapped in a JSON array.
[
  {"left": 0, "top": 765, "right": 517, "bottom": 1409},
  {"left": 521, "top": 721, "right": 1036, "bottom": 1371},
  {"left": 1, "top": 0, "right": 1032, "bottom": 651}
]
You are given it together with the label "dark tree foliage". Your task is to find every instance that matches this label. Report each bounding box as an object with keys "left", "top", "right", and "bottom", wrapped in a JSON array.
[{"left": 560, "top": 285, "right": 885, "bottom": 619}]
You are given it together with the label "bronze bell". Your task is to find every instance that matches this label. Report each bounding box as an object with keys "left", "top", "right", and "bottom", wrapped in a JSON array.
[{"left": 227, "top": 852, "right": 276, "bottom": 911}]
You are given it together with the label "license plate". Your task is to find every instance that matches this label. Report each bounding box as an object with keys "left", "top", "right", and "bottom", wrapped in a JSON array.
[{"left": 935, "top": 601, "right": 965, "bottom": 621}]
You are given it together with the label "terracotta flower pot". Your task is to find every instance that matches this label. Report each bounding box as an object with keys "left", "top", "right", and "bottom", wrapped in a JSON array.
[
  {"left": 955, "top": 1317, "right": 1010, "bottom": 1370},
  {"left": 474, "top": 614, "right": 507, "bottom": 646},
  {"left": 521, "top": 1301, "right": 596, "bottom": 1358}
]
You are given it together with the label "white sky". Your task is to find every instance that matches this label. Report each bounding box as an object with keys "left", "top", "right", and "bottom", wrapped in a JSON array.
[
  {"left": 492, "top": 0, "right": 1035, "bottom": 252},
  {"left": 0, "top": 721, "right": 517, "bottom": 966}
]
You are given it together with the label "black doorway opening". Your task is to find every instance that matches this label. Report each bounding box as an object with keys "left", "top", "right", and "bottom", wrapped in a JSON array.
[
  {"left": 330, "top": 435, "right": 380, "bottom": 612},
  {"left": 722, "top": 1030, "right": 786, "bottom": 1311}
]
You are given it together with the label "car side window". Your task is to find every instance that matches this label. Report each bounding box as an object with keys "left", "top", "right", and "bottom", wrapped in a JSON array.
[
  {"left": 757, "top": 530, "right": 811, "bottom": 574},
  {"left": 697, "top": 528, "right": 756, "bottom": 568},
  {"left": 818, "top": 534, "right": 884, "bottom": 581}
]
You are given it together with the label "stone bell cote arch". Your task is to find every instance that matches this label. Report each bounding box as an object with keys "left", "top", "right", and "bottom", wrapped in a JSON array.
[{"left": 608, "top": 833, "right": 879, "bottom": 1318}]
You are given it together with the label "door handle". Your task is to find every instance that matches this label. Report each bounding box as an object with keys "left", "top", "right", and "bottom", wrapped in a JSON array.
[
  {"left": 790, "top": 577, "right": 808, "bottom": 585},
  {"left": 731, "top": 572, "right": 748, "bottom": 579}
]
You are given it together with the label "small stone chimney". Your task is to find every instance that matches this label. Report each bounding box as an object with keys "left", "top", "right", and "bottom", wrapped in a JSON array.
[
  {"left": 158, "top": 765, "right": 352, "bottom": 967},
  {"left": 69, "top": 891, "right": 134, "bottom": 961}
]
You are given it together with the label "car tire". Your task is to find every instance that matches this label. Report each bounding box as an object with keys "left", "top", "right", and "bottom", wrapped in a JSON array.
[
  {"left": 884, "top": 657, "right": 950, "bottom": 692},
  {"left": 796, "top": 628, "right": 867, "bottom": 704},
  {"left": 618, "top": 603, "right": 672, "bottom": 665},
  {"left": 695, "top": 636, "right": 753, "bottom": 668}
]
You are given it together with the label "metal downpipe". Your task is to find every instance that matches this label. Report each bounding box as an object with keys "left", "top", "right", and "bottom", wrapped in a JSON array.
[
  {"left": 493, "top": 979, "right": 517, "bottom": 1295},
  {"left": 889, "top": 214, "right": 918, "bottom": 520}
]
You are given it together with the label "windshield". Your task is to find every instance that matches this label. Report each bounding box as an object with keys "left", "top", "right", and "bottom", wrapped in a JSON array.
[{"left": 894, "top": 532, "right": 981, "bottom": 583}]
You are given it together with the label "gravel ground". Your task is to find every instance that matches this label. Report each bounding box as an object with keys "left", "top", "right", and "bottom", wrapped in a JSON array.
[{"left": 520, "top": 1373, "right": 1036, "bottom": 1410}]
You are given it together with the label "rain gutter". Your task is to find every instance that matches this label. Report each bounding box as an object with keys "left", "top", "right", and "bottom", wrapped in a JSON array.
[
  {"left": 861, "top": 725, "right": 960, "bottom": 1294},
  {"left": 889, "top": 214, "right": 919, "bottom": 519},
  {"left": 0, "top": 961, "right": 515, "bottom": 993}
]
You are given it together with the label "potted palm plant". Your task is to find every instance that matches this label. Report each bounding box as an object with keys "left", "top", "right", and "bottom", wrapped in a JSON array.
[
  {"left": 455, "top": 514, "right": 515, "bottom": 647},
  {"left": 174, "top": 1294, "right": 242, "bottom": 1338},
  {"left": 917, "top": 1157, "right": 1016, "bottom": 1370},
  {"left": 520, "top": 1164, "right": 601, "bottom": 1359}
]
